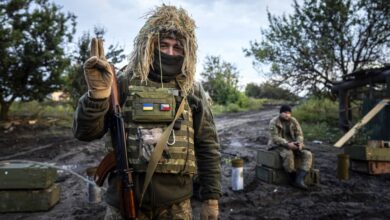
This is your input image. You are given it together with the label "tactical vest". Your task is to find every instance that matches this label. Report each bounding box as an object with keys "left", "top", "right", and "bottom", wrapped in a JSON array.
[{"left": 106, "top": 77, "right": 197, "bottom": 175}]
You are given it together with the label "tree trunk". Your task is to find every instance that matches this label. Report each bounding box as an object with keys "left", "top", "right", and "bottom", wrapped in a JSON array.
[{"left": 0, "top": 102, "right": 11, "bottom": 121}]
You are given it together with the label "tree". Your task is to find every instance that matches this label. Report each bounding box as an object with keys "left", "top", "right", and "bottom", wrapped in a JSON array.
[
  {"left": 200, "top": 56, "right": 241, "bottom": 105},
  {"left": 0, "top": 0, "right": 76, "bottom": 120},
  {"left": 245, "top": 82, "right": 299, "bottom": 100},
  {"left": 245, "top": 0, "right": 390, "bottom": 95},
  {"left": 64, "top": 27, "right": 126, "bottom": 109}
]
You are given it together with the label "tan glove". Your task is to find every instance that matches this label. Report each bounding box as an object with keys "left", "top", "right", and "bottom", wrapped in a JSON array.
[
  {"left": 84, "top": 38, "right": 113, "bottom": 99},
  {"left": 200, "top": 199, "right": 219, "bottom": 220}
]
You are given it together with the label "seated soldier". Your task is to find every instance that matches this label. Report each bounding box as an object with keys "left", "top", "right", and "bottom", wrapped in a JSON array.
[{"left": 268, "top": 105, "right": 313, "bottom": 189}]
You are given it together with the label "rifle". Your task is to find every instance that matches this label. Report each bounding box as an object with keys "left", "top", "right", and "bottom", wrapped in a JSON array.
[
  {"left": 108, "top": 64, "right": 137, "bottom": 219},
  {"left": 89, "top": 38, "right": 136, "bottom": 219}
]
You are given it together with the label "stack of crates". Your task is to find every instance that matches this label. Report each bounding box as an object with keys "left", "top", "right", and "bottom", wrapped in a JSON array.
[
  {"left": 255, "top": 149, "right": 320, "bottom": 185},
  {"left": 0, "top": 162, "right": 60, "bottom": 212},
  {"left": 345, "top": 140, "right": 390, "bottom": 175}
]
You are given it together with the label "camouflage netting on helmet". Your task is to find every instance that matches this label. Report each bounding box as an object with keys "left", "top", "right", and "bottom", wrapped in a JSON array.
[{"left": 126, "top": 5, "right": 197, "bottom": 93}]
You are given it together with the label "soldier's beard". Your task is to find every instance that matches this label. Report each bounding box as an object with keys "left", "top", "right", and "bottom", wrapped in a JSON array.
[{"left": 280, "top": 114, "right": 291, "bottom": 121}]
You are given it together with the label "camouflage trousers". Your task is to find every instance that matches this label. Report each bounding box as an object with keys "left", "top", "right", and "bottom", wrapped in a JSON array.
[
  {"left": 279, "top": 148, "right": 312, "bottom": 172},
  {"left": 104, "top": 199, "right": 192, "bottom": 220}
]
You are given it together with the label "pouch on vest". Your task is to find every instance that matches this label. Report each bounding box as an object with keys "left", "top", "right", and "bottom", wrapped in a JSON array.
[{"left": 130, "top": 87, "right": 177, "bottom": 122}]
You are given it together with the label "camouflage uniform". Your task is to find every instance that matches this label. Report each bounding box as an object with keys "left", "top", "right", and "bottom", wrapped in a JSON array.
[
  {"left": 73, "top": 5, "right": 221, "bottom": 220},
  {"left": 268, "top": 115, "right": 312, "bottom": 172},
  {"left": 104, "top": 199, "right": 191, "bottom": 220}
]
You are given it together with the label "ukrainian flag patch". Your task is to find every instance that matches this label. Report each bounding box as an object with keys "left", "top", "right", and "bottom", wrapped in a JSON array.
[{"left": 143, "top": 103, "right": 154, "bottom": 111}]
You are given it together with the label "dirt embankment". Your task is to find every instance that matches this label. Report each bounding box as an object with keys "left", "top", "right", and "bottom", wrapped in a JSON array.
[{"left": 1, "top": 106, "right": 390, "bottom": 219}]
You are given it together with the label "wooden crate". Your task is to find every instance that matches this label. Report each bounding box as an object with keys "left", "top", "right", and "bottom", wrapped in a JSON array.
[
  {"left": 256, "top": 165, "right": 320, "bottom": 185},
  {"left": 0, "top": 183, "right": 60, "bottom": 212},
  {"left": 350, "top": 159, "right": 390, "bottom": 175},
  {"left": 344, "top": 145, "right": 390, "bottom": 162},
  {"left": 0, "top": 162, "right": 57, "bottom": 190},
  {"left": 256, "top": 150, "right": 283, "bottom": 169},
  {"left": 257, "top": 149, "right": 314, "bottom": 169}
]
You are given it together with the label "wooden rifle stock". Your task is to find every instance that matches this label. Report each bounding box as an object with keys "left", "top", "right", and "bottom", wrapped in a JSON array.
[{"left": 109, "top": 64, "right": 137, "bottom": 219}]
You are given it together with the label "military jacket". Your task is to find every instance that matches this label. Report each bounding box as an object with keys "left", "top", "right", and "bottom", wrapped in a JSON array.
[{"left": 268, "top": 115, "right": 304, "bottom": 148}]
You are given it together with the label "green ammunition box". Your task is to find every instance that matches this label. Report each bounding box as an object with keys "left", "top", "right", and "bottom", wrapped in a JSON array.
[
  {"left": 0, "top": 162, "right": 57, "bottom": 189},
  {"left": 255, "top": 165, "right": 289, "bottom": 184},
  {"left": 344, "top": 145, "right": 390, "bottom": 161},
  {"left": 0, "top": 183, "right": 60, "bottom": 212},
  {"left": 256, "top": 165, "right": 320, "bottom": 185},
  {"left": 256, "top": 150, "right": 283, "bottom": 169},
  {"left": 256, "top": 149, "right": 314, "bottom": 169}
]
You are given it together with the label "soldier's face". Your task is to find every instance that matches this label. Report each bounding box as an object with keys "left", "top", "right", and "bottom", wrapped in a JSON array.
[
  {"left": 158, "top": 38, "right": 184, "bottom": 56},
  {"left": 280, "top": 112, "right": 291, "bottom": 120}
]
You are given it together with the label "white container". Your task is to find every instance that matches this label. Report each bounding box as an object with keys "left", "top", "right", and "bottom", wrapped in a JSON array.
[
  {"left": 86, "top": 167, "right": 101, "bottom": 203},
  {"left": 231, "top": 159, "right": 244, "bottom": 191}
]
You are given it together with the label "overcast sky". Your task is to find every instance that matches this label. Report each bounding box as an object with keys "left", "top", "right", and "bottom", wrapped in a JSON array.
[{"left": 54, "top": 0, "right": 297, "bottom": 88}]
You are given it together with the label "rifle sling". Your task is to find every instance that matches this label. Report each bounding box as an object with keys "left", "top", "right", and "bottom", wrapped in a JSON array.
[{"left": 139, "top": 96, "right": 187, "bottom": 206}]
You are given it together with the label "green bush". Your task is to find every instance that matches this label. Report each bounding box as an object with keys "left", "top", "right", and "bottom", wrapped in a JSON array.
[
  {"left": 236, "top": 92, "right": 250, "bottom": 108},
  {"left": 226, "top": 103, "right": 242, "bottom": 112},
  {"left": 211, "top": 104, "right": 225, "bottom": 115},
  {"left": 293, "top": 98, "right": 342, "bottom": 142},
  {"left": 246, "top": 98, "right": 265, "bottom": 110},
  {"left": 211, "top": 97, "right": 265, "bottom": 115},
  {"left": 300, "top": 122, "right": 343, "bottom": 143},
  {"left": 293, "top": 97, "right": 339, "bottom": 127},
  {"left": 245, "top": 82, "right": 299, "bottom": 101}
]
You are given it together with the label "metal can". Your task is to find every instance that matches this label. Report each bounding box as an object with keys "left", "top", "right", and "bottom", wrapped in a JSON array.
[
  {"left": 86, "top": 167, "right": 101, "bottom": 203},
  {"left": 231, "top": 158, "right": 244, "bottom": 191},
  {"left": 337, "top": 154, "right": 350, "bottom": 180}
]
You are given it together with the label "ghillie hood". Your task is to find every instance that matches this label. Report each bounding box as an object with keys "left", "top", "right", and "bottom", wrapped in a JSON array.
[{"left": 125, "top": 5, "right": 197, "bottom": 93}]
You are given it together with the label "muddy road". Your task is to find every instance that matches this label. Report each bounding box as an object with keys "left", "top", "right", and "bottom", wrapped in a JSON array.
[{"left": 1, "top": 106, "right": 390, "bottom": 219}]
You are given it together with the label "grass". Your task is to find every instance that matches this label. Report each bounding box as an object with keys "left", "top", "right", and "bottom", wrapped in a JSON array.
[
  {"left": 293, "top": 97, "right": 339, "bottom": 126},
  {"left": 211, "top": 98, "right": 266, "bottom": 115},
  {"left": 9, "top": 100, "right": 74, "bottom": 127},
  {"left": 300, "top": 122, "right": 343, "bottom": 143},
  {"left": 211, "top": 97, "right": 299, "bottom": 116},
  {"left": 293, "top": 98, "right": 343, "bottom": 143}
]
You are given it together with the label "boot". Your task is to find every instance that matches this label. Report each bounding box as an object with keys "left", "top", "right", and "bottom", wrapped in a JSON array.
[
  {"left": 293, "top": 169, "right": 308, "bottom": 190},
  {"left": 289, "top": 171, "right": 296, "bottom": 182}
]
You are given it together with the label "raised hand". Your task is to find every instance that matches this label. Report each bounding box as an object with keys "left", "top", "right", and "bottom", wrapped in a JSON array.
[{"left": 83, "top": 38, "right": 113, "bottom": 99}]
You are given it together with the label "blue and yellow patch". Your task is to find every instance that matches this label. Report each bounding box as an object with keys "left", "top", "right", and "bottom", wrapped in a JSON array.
[{"left": 143, "top": 103, "right": 154, "bottom": 111}]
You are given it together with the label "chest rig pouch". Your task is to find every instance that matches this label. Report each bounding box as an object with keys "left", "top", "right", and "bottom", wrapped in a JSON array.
[
  {"left": 129, "top": 86, "right": 178, "bottom": 123},
  {"left": 121, "top": 82, "right": 197, "bottom": 175}
]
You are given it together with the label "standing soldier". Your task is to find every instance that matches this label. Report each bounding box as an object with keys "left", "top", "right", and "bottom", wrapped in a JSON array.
[
  {"left": 268, "top": 105, "right": 312, "bottom": 189},
  {"left": 73, "top": 5, "right": 221, "bottom": 220}
]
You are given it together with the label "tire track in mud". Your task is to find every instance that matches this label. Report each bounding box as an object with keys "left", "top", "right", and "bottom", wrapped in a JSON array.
[{"left": 215, "top": 107, "right": 277, "bottom": 132}]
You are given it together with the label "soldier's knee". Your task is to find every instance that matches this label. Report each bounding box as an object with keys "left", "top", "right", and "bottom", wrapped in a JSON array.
[
  {"left": 280, "top": 149, "right": 294, "bottom": 159},
  {"left": 284, "top": 166, "right": 295, "bottom": 173},
  {"left": 302, "top": 150, "right": 312, "bottom": 160}
]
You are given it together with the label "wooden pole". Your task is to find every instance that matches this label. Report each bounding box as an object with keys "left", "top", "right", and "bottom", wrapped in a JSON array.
[{"left": 334, "top": 99, "right": 390, "bottom": 148}]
